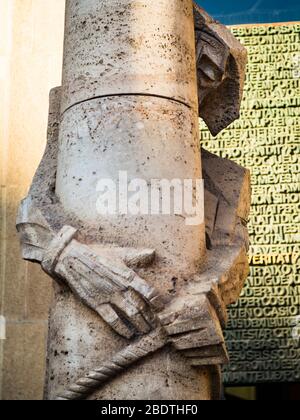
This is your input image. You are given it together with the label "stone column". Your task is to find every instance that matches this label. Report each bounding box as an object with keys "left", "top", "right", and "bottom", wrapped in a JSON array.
[{"left": 48, "top": 0, "right": 209, "bottom": 400}]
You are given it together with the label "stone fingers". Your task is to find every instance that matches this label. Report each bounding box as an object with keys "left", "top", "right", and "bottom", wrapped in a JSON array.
[
  {"left": 130, "top": 274, "right": 165, "bottom": 312},
  {"left": 180, "top": 343, "right": 229, "bottom": 366},
  {"left": 110, "top": 290, "right": 155, "bottom": 335},
  {"left": 159, "top": 292, "right": 229, "bottom": 367},
  {"left": 97, "top": 288, "right": 158, "bottom": 339},
  {"left": 97, "top": 303, "right": 134, "bottom": 339}
]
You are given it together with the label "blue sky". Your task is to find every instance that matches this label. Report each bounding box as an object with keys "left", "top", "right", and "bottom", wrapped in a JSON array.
[{"left": 196, "top": 0, "right": 300, "bottom": 24}]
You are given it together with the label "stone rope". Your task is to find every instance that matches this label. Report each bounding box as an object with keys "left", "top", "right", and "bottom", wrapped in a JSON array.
[{"left": 56, "top": 328, "right": 167, "bottom": 400}]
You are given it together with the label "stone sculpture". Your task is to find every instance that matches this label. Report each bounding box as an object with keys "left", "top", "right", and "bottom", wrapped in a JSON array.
[{"left": 17, "top": 1, "right": 249, "bottom": 400}]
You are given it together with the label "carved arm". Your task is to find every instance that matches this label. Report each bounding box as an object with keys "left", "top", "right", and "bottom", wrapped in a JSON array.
[{"left": 16, "top": 88, "right": 163, "bottom": 340}]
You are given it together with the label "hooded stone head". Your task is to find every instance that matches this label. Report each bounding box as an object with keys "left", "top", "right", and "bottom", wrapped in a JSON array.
[{"left": 194, "top": 5, "right": 247, "bottom": 137}]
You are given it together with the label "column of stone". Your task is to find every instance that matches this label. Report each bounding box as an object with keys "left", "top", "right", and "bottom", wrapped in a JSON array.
[{"left": 47, "top": 0, "right": 209, "bottom": 400}]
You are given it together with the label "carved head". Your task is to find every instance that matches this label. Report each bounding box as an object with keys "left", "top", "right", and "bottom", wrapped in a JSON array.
[{"left": 194, "top": 5, "right": 247, "bottom": 136}]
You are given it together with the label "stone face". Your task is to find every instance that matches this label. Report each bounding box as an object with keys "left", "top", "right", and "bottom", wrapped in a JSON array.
[{"left": 17, "top": 0, "right": 250, "bottom": 400}]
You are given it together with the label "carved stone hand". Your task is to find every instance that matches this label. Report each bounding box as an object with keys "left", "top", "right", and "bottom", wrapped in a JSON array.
[
  {"left": 41, "top": 226, "right": 163, "bottom": 339},
  {"left": 17, "top": 197, "right": 163, "bottom": 340},
  {"left": 158, "top": 244, "right": 249, "bottom": 367}
]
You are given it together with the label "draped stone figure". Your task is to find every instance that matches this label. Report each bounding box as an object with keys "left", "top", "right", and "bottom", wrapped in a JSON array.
[{"left": 17, "top": 1, "right": 249, "bottom": 400}]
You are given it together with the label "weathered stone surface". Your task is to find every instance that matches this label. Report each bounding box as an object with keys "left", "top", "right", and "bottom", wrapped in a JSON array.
[
  {"left": 194, "top": 4, "right": 248, "bottom": 136},
  {"left": 17, "top": 0, "right": 250, "bottom": 401},
  {"left": 61, "top": 0, "right": 198, "bottom": 113}
]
